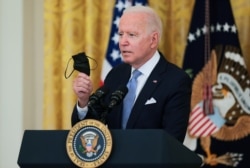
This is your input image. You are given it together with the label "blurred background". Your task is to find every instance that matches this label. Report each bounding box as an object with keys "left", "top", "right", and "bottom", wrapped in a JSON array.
[{"left": 0, "top": 0, "right": 250, "bottom": 167}]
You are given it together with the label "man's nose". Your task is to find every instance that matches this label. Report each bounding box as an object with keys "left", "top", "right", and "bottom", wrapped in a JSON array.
[{"left": 119, "top": 36, "right": 129, "bottom": 46}]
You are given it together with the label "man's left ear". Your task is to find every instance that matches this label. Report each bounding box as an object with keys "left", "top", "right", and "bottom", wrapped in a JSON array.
[{"left": 150, "top": 32, "right": 159, "bottom": 48}]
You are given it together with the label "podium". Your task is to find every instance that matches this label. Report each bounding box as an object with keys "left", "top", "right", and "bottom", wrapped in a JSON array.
[{"left": 17, "top": 129, "right": 202, "bottom": 168}]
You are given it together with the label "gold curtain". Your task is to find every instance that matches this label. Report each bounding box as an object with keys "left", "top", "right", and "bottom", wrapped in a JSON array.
[{"left": 43, "top": 0, "right": 250, "bottom": 129}]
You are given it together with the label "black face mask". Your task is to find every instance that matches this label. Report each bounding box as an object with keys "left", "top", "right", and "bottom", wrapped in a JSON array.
[{"left": 64, "top": 52, "right": 96, "bottom": 79}]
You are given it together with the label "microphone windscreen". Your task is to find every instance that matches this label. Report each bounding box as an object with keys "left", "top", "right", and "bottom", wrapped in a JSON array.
[
  {"left": 88, "top": 85, "right": 109, "bottom": 106},
  {"left": 108, "top": 85, "right": 128, "bottom": 109}
]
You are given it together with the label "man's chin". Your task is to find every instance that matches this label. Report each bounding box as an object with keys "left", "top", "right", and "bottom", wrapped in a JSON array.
[{"left": 122, "top": 59, "right": 132, "bottom": 64}]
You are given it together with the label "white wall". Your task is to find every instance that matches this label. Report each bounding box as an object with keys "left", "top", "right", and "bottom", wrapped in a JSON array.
[{"left": 0, "top": 0, "right": 43, "bottom": 167}]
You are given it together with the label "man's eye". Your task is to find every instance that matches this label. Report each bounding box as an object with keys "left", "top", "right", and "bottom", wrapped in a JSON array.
[
  {"left": 129, "top": 33, "right": 136, "bottom": 37},
  {"left": 118, "top": 33, "right": 123, "bottom": 36}
]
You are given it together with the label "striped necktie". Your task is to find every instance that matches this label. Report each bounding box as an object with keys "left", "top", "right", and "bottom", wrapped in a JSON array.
[{"left": 122, "top": 70, "right": 141, "bottom": 129}]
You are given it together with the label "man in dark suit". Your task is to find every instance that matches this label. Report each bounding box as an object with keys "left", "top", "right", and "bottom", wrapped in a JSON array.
[{"left": 71, "top": 6, "right": 191, "bottom": 143}]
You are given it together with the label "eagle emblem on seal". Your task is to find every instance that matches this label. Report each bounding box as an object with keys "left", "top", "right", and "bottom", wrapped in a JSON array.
[{"left": 80, "top": 131, "right": 101, "bottom": 157}]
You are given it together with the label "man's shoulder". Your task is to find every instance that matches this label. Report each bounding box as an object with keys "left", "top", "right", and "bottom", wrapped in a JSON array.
[
  {"left": 158, "top": 55, "right": 185, "bottom": 74},
  {"left": 104, "top": 63, "right": 130, "bottom": 82},
  {"left": 110, "top": 63, "right": 130, "bottom": 72},
  {"left": 159, "top": 57, "right": 191, "bottom": 82}
]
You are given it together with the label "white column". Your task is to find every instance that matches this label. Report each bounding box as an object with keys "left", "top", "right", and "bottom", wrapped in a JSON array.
[
  {"left": 0, "top": 0, "right": 24, "bottom": 167},
  {"left": 0, "top": 0, "right": 43, "bottom": 167}
]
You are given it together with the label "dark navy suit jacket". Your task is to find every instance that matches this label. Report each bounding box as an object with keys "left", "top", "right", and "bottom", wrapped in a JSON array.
[{"left": 71, "top": 53, "right": 192, "bottom": 142}]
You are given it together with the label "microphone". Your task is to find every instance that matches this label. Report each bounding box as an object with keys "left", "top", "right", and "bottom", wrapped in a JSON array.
[
  {"left": 88, "top": 85, "right": 109, "bottom": 106},
  {"left": 108, "top": 86, "right": 128, "bottom": 109},
  {"left": 99, "top": 85, "right": 127, "bottom": 124}
]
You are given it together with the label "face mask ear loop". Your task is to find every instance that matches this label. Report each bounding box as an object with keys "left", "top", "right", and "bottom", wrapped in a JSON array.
[
  {"left": 64, "top": 58, "right": 75, "bottom": 79},
  {"left": 86, "top": 56, "right": 98, "bottom": 71}
]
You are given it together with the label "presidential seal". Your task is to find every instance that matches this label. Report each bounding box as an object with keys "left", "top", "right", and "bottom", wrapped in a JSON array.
[{"left": 66, "top": 119, "right": 112, "bottom": 168}]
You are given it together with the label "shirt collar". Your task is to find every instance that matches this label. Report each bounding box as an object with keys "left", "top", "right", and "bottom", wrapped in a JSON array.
[{"left": 131, "top": 51, "right": 160, "bottom": 78}]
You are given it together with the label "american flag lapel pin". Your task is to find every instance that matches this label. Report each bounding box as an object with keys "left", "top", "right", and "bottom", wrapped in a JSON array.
[{"left": 153, "top": 80, "right": 157, "bottom": 83}]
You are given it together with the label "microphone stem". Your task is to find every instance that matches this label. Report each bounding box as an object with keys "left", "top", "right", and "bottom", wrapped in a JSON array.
[
  {"left": 100, "top": 108, "right": 112, "bottom": 124},
  {"left": 88, "top": 105, "right": 100, "bottom": 120}
]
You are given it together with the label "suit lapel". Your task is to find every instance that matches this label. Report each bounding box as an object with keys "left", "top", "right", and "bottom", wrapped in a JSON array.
[{"left": 126, "top": 56, "right": 167, "bottom": 128}]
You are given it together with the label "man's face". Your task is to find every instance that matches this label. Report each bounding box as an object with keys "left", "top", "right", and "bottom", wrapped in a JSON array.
[{"left": 118, "top": 12, "right": 156, "bottom": 68}]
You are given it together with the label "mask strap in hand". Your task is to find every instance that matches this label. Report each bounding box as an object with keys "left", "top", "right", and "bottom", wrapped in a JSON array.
[{"left": 64, "top": 52, "right": 97, "bottom": 79}]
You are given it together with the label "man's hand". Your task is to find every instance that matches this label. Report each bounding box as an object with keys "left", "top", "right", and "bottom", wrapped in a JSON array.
[{"left": 73, "top": 73, "right": 93, "bottom": 107}]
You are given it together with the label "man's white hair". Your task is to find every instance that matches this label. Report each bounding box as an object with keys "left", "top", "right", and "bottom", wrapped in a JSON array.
[{"left": 123, "top": 6, "right": 163, "bottom": 41}]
